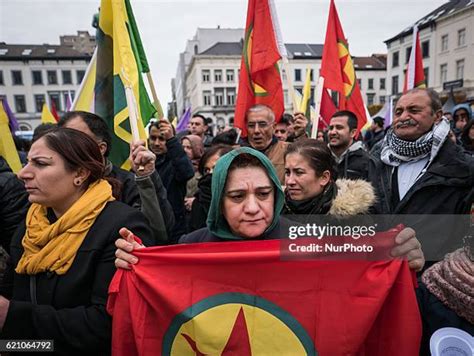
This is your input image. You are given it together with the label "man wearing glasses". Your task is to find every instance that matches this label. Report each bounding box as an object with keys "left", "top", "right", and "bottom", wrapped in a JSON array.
[{"left": 245, "top": 105, "right": 307, "bottom": 183}]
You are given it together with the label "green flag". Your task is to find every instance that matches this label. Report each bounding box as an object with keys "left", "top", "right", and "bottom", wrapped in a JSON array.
[{"left": 95, "top": 0, "right": 156, "bottom": 169}]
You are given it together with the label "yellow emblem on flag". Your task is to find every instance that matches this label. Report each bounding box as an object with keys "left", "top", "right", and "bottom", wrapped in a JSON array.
[{"left": 337, "top": 41, "right": 356, "bottom": 99}]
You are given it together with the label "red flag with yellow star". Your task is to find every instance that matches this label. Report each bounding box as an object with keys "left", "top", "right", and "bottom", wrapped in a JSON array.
[
  {"left": 107, "top": 237, "right": 421, "bottom": 355},
  {"left": 320, "top": 0, "right": 367, "bottom": 134},
  {"left": 234, "top": 0, "right": 284, "bottom": 137}
]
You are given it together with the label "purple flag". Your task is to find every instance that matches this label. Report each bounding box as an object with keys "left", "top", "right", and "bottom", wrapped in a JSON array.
[
  {"left": 176, "top": 107, "right": 191, "bottom": 133},
  {"left": 2, "top": 98, "right": 20, "bottom": 133}
]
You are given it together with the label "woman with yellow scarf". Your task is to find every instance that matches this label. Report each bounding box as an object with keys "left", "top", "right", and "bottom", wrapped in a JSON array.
[{"left": 0, "top": 128, "right": 152, "bottom": 355}]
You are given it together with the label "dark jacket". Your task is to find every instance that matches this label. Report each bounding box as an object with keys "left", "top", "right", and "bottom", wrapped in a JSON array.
[
  {"left": 1, "top": 201, "right": 153, "bottom": 355},
  {"left": 369, "top": 139, "right": 474, "bottom": 259},
  {"left": 416, "top": 281, "right": 474, "bottom": 356},
  {"left": 107, "top": 162, "right": 175, "bottom": 242},
  {"left": 155, "top": 137, "right": 195, "bottom": 242},
  {"left": 332, "top": 141, "right": 372, "bottom": 181},
  {"left": 0, "top": 156, "right": 30, "bottom": 252}
]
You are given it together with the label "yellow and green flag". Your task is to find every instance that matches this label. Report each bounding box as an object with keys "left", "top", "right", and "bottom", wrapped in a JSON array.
[
  {"left": 95, "top": 0, "right": 157, "bottom": 169},
  {"left": 41, "top": 103, "right": 57, "bottom": 124},
  {"left": 0, "top": 102, "right": 22, "bottom": 173},
  {"left": 300, "top": 68, "right": 312, "bottom": 118}
]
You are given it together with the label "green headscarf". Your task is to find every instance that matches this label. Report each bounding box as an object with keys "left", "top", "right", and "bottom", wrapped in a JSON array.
[{"left": 206, "top": 147, "right": 284, "bottom": 240}]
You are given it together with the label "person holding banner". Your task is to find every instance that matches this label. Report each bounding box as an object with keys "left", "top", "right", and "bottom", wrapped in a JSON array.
[
  {"left": 0, "top": 128, "right": 153, "bottom": 354},
  {"left": 115, "top": 147, "right": 424, "bottom": 272}
]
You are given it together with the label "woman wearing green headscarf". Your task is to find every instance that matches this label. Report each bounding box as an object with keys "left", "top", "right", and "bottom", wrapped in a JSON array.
[{"left": 115, "top": 148, "right": 292, "bottom": 268}]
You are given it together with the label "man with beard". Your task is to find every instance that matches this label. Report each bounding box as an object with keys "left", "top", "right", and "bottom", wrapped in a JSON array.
[
  {"left": 328, "top": 110, "right": 372, "bottom": 181},
  {"left": 149, "top": 120, "right": 194, "bottom": 242},
  {"left": 370, "top": 88, "right": 473, "bottom": 260}
]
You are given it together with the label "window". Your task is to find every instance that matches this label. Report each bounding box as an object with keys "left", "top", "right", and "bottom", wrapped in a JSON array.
[
  {"left": 368, "top": 78, "right": 374, "bottom": 90},
  {"left": 308, "top": 69, "right": 313, "bottom": 81},
  {"left": 423, "top": 67, "right": 429, "bottom": 87},
  {"left": 12, "top": 70, "right": 23, "bottom": 85},
  {"left": 203, "top": 91, "right": 211, "bottom": 106},
  {"left": 62, "top": 70, "right": 72, "bottom": 84},
  {"left": 367, "top": 94, "right": 375, "bottom": 106},
  {"left": 34, "top": 94, "right": 45, "bottom": 112},
  {"left": 456, "top": 59, "right": 464, "bottom": 80},
  {"left": 392, "top": 51, "right": 399, "bottom": 67},
  {"left": 215, "top": 89, "right": 224, "bottom": 106},
  {"left": 226, "top": 88, "right": 236, "bottom": 106},
  {"left": 226, "top": 69, "right": 234, "bottom": 82},
  {"left": 47, "top": 70, "right": 58, "bottom": 84},
  {"left": 440, "top": 64, "right": 447, "bottom": 84},
  {"left": 357, "top": 78, "right": 362, "bottom": 90},
  {"left": 380, "top": 96, "right": 386, "bottom": 105},
  {"left": 421, "top": 41, "right": 429, "bottom": 58},
  {"left": 392, "top": 75, "right": 399, "bottom": 95},
  {"left": 294, "top": 69, "right": 301, "bottom": 82},
  {"left": 282, "top": 69, "right": 287, "bottom": 81},
  {"left": 214, "top": 70, "right": 222, "bottom": 82},
  {"left": 32, "top": 70, "right": 43, "bottom": 85},
  {"left": 405, "top": 46, "right": 412, "bottom": 64},
  {"left": 14, "top": 95, "right": 26, "bottom": 113},
  {"left": 457, "top": 29, "right": 466, "bottom": 47},
  {"left": 48, "top": 92, "right": 61, "bottom": 111},
  {"left": 380, "top": 78, "right": 386, "bottom": 90},
  {"left": 0, "top": 71, "right": 3, "bottom": 85},
  {"left": 441, "top": 35, "right": 448, "bottom": 52},
  {"left": 76, "top": 70, "right": 85, "bottom": 84}
]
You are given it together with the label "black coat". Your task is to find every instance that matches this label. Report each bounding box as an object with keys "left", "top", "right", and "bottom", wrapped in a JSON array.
[
  {"left": 155, "top": 137, "right": 194, "bottom": 242},
  {"left": 336, "top": 146, "right": 372, "bottom": 181},
  {"left": 369, "top": 139, "right": 474, "bottom": 259},
  {"left": 0, "top": 156, "right": 30, "bottom": 252},
  {"left": 1, "top": 201, "right": 153, "bottom": 355}
]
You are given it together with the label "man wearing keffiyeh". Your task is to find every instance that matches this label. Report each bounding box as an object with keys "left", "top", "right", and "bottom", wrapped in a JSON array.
[{"left": 370, "top": 88, "right": 474, "bottom": 260}]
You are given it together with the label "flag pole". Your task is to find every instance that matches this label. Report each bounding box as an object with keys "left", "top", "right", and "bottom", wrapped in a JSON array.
[
  {"left": 145, "top": 71, "right": 164, "bottom": 119},
  {"left": 268, "top": 0, "right": 299, "bottom": 113},
  {"left": 311, "top": 76, "right": 325, "bottom": 139}
]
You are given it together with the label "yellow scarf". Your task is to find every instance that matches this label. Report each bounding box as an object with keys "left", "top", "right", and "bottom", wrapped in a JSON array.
[{"left": 16, "top": 179, "right": 114, "bottom": 275}]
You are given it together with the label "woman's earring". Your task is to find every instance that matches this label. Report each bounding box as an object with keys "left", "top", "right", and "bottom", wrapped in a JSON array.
[{"left": 74, "top": 179, "right": 82, "bottom": 186}]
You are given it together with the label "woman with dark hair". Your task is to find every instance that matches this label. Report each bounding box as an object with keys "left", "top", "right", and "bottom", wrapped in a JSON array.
[
  {"left": 460, "top": 119, "right": 474, "bottom": 154},
  {"left": 181, "top": 134, "right": 204, "bottom": 211},
  {"left": 283, "top": 139, "right": 424, "bottom": 271},
  {"left": 187, "top": 144, "right": 233, "bottom": 232},
  {"left": 0, "top": 128, "right": 152, "bottom": 355}
]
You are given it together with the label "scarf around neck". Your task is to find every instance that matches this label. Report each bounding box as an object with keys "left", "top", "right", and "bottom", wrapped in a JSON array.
[
  {"left": 285, "top": 181, "right": 337, "bottom": 215},
  {"left": 422, "top": 247, "right": 473, "bottom": 324},
  {"left": 381, "top": 118, "right": 450, "bottom": 166},
  {"left": 16, "top": 179, "right": 114, "bottom": 275}
]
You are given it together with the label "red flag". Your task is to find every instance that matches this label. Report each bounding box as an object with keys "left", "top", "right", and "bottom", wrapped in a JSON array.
[
  {"left": 403, "top": 25, "right": 426, "bottom": 93},
  {"left": 319, "top": 88, "right": 337, "bottom": 129},
  {"left": 234, "top": 0, "right": 284, "bottom": 137},
  {"left": 320, "top": 0, "right": 367, "bottom": 134},
  {"left": 50, "top": 100, "right": 60, "bottom": 122},
  {"left": 108, "top": 237, "right": 421, "bottom": 355}
]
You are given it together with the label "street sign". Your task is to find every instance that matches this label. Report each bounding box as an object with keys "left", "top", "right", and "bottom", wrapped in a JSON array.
[{"left": 443, "top": 79, "right": 463, "bottom": 90}]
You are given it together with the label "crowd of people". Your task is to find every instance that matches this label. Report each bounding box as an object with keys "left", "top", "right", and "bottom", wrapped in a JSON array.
[{"left": 0, "top": 87, "right": 472, "bottom": 354}]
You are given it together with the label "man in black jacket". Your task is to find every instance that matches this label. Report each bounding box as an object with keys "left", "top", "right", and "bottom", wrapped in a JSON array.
[
  {"left": 370, "top": 88, "right": 473, "bottom": 260},
  {"left": 149, "top": 120, "right": 194, "bottom": 242},
  {"left": 328, "top": 110, "right": 372, "bottom": 181}
]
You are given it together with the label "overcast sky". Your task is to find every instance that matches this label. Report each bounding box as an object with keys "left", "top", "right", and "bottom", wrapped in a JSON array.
[{"left": 1, "top": 0, "right": 446, "bottom": 115}]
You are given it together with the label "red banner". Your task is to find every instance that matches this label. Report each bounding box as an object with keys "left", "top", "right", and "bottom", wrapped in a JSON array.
[
  {"left": 234, "top": 0, "right": 284, "bottom": 137},
  {"left": 108, "top": 237, "right": 421, "bottom": 355},
  {"left": 320, "top": 0, "right": 368, "bottom": 134}
]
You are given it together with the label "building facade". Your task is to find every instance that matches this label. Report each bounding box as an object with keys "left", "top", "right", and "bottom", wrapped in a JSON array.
[
  {"left": 183, "top": 39, "right": 387, "bottom": 129},
  {"left": 385, "top": 0, "right": 473, "bottom": 100},
  {"left": 0, "top": 33, "right": 94, "bottom": 131}
]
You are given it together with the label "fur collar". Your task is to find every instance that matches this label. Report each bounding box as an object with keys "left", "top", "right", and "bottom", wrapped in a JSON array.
[{"left": 328, "top": 179, "right": 376, "bottom": 217}]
